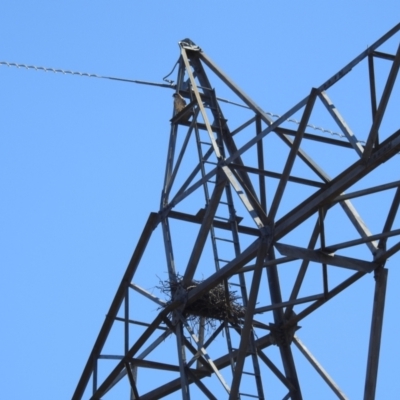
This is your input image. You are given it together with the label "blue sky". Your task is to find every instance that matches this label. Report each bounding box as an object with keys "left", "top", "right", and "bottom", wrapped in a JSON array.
[{"left": 1, "top": 2, "right": 400, "bottom": 399}]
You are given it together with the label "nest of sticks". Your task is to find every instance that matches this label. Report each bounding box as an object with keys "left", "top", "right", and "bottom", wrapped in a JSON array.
[{"left": 158, "top": 276, "right": 245, "bottom": 328}]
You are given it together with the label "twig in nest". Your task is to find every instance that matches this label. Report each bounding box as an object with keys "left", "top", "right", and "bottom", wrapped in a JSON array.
[{"left": 157, "top": 275, "right": 245, "bottom": 331}]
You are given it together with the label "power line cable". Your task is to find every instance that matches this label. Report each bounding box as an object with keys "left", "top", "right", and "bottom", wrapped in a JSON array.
[
  {"left": 0, "top": 60, "right": 355, "bottom": 142},
  {"left": 0, "top": 61, "right": 173, "bottom": 89}
]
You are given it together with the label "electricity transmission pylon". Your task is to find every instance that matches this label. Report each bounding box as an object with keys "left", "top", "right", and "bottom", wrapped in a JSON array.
[{"left": 73, "top": 24, "right": 400, "bottom": 400}]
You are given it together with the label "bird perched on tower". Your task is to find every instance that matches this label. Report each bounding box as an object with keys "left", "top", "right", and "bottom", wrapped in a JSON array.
[
  {"left": 173, "top": 93, "right": 193, "bottom": 122},
  {"left": 173, "top": 92, "right": 187, "bottom": 113}
]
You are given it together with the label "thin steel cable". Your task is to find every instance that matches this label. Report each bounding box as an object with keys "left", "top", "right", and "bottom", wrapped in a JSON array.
[
  {"left": 0, "top": 61, "right": 174, "bottom": 89},
  {"left": 0, "top": 60, "right": 364, "bottom": 143}
]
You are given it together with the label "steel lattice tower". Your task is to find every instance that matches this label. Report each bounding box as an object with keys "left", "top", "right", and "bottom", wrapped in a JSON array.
[{"left": 73, "top": 24, "right": 400, "bottom": 399}]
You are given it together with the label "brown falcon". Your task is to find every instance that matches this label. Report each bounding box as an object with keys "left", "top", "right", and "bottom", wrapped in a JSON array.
[{"left": 173, "top": 93, "right": 192, "bottom": 122}]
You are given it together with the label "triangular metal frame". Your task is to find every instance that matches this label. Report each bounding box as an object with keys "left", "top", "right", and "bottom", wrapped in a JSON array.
[{"left": 73, "top": 24, "right": 400, "bottom": 400}]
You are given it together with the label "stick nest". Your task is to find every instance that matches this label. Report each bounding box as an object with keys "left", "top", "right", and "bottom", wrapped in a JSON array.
[{"left": 158, "top": 276, "right": 245, "bottom": 327}]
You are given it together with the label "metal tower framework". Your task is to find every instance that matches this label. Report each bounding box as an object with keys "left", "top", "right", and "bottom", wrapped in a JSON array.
[{"left": 74, "top": 24, "right": 400, "bottom": 399}]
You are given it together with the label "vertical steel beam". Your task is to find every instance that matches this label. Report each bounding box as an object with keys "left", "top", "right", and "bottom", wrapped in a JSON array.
[
  {"left": 92, "top": 359, "right": 97, "bottom": 395},
  {"left": 364, "top": 267, "right": 388, "bottom": 400},
  {"left": 161, "top": 217, "right": 178, "bottom": 283},
  {"left": 124, "top": 288, "right": 129, "bottom": 355},
  {"left": 166, "top": 109, "right": 200, "bottom": 199},
  {"left": 278, "top": 343, "right": 303, "bottom": 400},
  {"left": 161, "top": 58, "right": 187, "bottom": 205},
  {"left": 256, "top": 116, "right": 267, "bottom": 211},
  {"left": 176, "top": 322, "right": 191, "bottom": 400},
  {"left": 285, "top": 219, "right": 321, "bottom": 318},
  {"left": 197, "top": 318, "right": 205, "bottom": 369},
  {"left": 367, "top": 55, "right": 378, "bottom": 135},
  {"left": 162, "top": 122, "right": 179, "bottom": 206},
  {"left": 182, "top": 170, "right": 227, "bottom": 285},
  {"left": 268, "top": 89, "right": 317, "bottom": 221},
  {"left": 318, "top": 208, "right": 329, "bottom": 296},
  {"left": 265, "top": 245, "right": 303, "bottom": 399},
  {"left": 363, "top": 44, "right": 400, "bottom": 158},
  {"left": 224, "top": 181, "right": 266, "bottom": 400},
  {"left": 229, "top": 240, "right": 267, "bottom": 400},
  {"left": 125, "top": 362, "right": 140, "bottom": 399},
  {"left": 378, "top": 187, "right": 400, "bottom": 251}
]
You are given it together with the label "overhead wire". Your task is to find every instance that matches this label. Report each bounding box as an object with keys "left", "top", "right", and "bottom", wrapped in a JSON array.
[
  {"left": 0, "top": 61, "right": 173, "bottom": 89},
  {"left": 0, "top": 60, "right": 357, "bottom": 142}
]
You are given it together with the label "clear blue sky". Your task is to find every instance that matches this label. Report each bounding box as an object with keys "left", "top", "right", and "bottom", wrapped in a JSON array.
[{"left": 1, "top": 2, "right": 399, "bottom": 399}]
